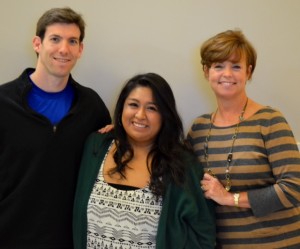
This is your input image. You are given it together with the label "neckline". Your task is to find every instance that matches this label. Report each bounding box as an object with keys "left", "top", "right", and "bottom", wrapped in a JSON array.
[
  {"left": 211, "top": 98, "right": 248, "bottom": 127},
  {"left": 100, "top": 141, "right": 150, "bottom": 191}
]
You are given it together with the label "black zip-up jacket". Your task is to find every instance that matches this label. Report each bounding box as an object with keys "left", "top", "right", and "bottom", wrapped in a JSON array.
[{"left": 0, "top": 68, "right": 111, "bottom": 249}]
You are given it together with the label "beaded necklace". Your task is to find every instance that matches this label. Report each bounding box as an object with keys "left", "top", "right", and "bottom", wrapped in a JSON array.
[{"left": 204, "top": 98, "right": 248, "bottom": 191}]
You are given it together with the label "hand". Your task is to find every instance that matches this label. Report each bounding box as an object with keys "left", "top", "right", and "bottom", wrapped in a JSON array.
[
  {"left": 98, "top": 124, "right": 114, "bottom": 133},
  {"left": 200, "top": 173, "right": 232, "bottom": 206}
]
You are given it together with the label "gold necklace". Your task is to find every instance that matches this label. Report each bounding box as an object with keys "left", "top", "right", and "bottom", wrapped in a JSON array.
[{"left": 204, "top": 98, "right": 248, "bottom": 191}]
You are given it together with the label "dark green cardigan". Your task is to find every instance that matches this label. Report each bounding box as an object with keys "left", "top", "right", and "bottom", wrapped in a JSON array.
[{"left": 73, "top": 132, "right": 216, "bottom": 249}]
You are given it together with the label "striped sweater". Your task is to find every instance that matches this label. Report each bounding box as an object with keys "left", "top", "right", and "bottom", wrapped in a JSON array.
[{"left": 187, "top": 107, "right": 300, "bottom": 249}]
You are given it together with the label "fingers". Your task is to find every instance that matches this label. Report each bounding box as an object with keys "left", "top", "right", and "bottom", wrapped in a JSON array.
[
  {"left": 98, "top": 124, "right": 114, "bottom": 133},
  {"left": 203, "top": 172, "right": 214, "bottom": 180},
  {"left": 201, "top": 172, "right": 221, "bottom": 196},
  {"left": 201, "top": 173, "right": 214, "bottom": 191},
  {"left": 201, "top": 184, "right": 209, "bottom": 193}
]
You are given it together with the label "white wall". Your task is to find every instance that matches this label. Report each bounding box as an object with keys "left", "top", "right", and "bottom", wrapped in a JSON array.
[{"left": 1, "top": 0, "right": 300, "bottom": 140}]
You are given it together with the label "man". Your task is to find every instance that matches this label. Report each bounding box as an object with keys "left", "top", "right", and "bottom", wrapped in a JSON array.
[{"left": 0, "top": 7, "right": 111, "bottom": 249}]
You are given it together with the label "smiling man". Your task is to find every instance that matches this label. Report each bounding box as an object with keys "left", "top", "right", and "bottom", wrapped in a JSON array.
[{"left": 0, "top": 7, "right": 111, "bottom": 249}]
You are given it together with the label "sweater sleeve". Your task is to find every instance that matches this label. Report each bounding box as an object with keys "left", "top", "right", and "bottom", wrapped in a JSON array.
[
  {"left": 73, "top": 132, "right": 113, "bottom": 249},
  {"left": 156, "top": 151, "right": 216, "bottom": 249},
  {"left": 248, "top": 109, "right": 300, "bottom": 217}
]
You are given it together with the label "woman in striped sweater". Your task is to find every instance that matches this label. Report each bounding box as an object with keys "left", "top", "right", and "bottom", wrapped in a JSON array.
[{"left": 187, "top": 29, "right": 300, "bottom": 248}]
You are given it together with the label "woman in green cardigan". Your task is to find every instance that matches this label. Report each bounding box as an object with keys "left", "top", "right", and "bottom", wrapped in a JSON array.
[{"left": 73, "top": 73, "right": 216, "bottom": 249}]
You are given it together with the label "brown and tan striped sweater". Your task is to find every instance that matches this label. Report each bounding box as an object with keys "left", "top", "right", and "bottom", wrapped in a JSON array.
[{"left": 187, "top": 107, "right": 300, "bottom": 249}]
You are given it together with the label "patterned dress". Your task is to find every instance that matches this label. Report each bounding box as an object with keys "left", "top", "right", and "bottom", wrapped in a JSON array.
[{"left": 87, "top": 143, "right": 163, "bottom": 249}]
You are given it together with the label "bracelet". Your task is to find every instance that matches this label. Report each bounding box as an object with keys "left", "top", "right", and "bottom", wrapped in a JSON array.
[{"left": 233, "top": 193, "right": 240, "bottom": 207}]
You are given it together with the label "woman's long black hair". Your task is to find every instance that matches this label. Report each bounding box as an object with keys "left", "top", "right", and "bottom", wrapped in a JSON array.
[{"left": 111, "top": 73, "right": 187, "bottom": 197}]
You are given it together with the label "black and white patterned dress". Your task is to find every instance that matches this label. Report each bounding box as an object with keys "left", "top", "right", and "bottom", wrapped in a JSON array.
[{"left": 87, "top": 143, "right": 163, "bottom": 249}]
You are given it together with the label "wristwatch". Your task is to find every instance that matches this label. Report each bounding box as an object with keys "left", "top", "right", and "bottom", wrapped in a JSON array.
[{"left": 234, "top": 193, "right": 240, "bottom": 207}]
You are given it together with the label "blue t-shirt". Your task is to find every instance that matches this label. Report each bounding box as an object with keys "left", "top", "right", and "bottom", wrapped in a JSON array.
[{"left": 27, "top": 82, "right": 75, "bottom": 125}]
